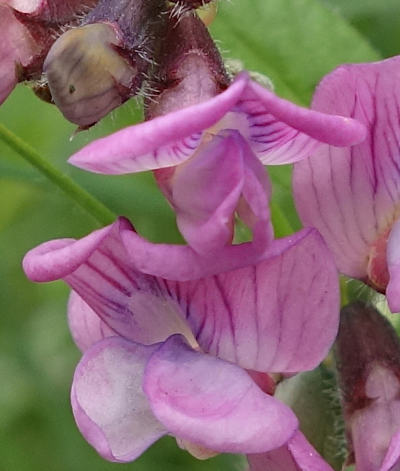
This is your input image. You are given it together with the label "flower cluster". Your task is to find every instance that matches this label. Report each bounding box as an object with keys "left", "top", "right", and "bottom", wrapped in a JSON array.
[{"left": 12, "top": 0, "right": 400, "bottom": 470}]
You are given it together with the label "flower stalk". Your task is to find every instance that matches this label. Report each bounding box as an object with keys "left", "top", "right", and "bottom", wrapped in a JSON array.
[{"left": 0, "top": 123, "right": 115, "bottom": 226}]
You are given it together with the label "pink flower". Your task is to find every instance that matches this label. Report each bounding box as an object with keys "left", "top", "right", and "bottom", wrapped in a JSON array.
[
  {"left": 69, "top": 70, "right": 366, "bottom": 254},
  {"left": 335, "top": 302, "right": 400, "bottom": 471},
  {"left": 23, "top": 217, "right": 339, "bottom": 462},
  {"left": 294, "top": 56, "right": 400, "bottom": 312}
]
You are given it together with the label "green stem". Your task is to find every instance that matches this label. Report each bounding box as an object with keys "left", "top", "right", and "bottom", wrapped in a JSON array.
[{"left": 0, "top": 124, "right": 116, "bottom": 226}]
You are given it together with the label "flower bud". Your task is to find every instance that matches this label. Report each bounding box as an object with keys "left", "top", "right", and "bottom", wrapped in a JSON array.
[
  {"left": 145, "top": 9, "right": 229, "bottom": 119},
  {"left": 44, "top": 0, "right": 166, "bottom": 127},
  {"left": 335, "top": 302, "right": 400, "bottom": 471}
]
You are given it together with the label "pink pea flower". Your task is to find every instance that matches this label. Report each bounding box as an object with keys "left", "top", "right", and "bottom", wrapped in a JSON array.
[
  {"left": 69, "top": 12, "right": 366, "bottom": 255},
  {"left": 0, "top": 0, "right": 97, "bottom": 105},
  {"left": 23, "top": 217, "right": 339, "bottom": 462},
  {"left": 335, "top": 302, "right": 400, "bottom": 471},
  {"left": 293, "top": 56, "right": 400, "bottom": 312}
]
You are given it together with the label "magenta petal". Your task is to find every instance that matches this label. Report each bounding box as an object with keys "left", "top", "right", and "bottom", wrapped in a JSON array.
[
  {"left": 120, "top": 226, "right": 271, "bottom": 281},
  {"left": 294, "top": 57, "right": 400, "bottom": 280},
  {"left": 247, "top": 431, "right": 333, "bottom": 471},
  {"left": 243, "top": 79, "right": 366, "bottom": 165},
  {"left": 71, "top": 337, "right": 166, "bottom": 462},
  {"left": 23, "top": 218, "right": 194, "bottom": 345},
  {"left": 0, "top": 5, "right": 37, "bottom": 104},
  {"left": 379, "top": 430, "right": 400, "bottom": 471},
  {"left": 68, "top": 73, "right": 249, "bottom": 174},
  {"left": 68, "top": 290, "right": 116, "bottom": 352},
  {"left": 171, "top": 129, "right": 271, "bottom": 254},
  {"left": 387, "top": 218, "right": 400, "bottom": 312},
  {"left": 160, "top": 228, "right": 339, "bottom": 373},
  {"left": 144, "top": 335, "right": 298, "bottom": 454}
]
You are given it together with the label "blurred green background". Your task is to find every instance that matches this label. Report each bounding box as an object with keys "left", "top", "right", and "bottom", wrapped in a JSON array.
[{"left": 0, "top": 1, "right": 399, "bottom": 470}]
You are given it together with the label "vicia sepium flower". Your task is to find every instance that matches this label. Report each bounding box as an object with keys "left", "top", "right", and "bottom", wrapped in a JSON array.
[
  {"left": 44, "top": 0, "right": 167, "bottom": 127},
  {"left": 335, "top": 302, "right": 400, "bottom": 471},
  {"left": 69, "top": 10, "right": 366, "bottom": 255},
  {"left": 0, "top": 0, "right": 97, "bottom": 105},
  {"left": 293, "top": 56, "right": 400, "bottom": 312},
  {"left": 23, "top": 217, "right": 339, "bottom": 462}
]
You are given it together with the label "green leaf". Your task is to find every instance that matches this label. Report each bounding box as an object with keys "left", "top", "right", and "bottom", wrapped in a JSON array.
[{"left": 212, "top": 0, "right": 380, "bottom": 104}]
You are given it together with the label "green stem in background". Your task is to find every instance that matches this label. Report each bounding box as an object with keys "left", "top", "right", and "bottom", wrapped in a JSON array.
[{"left": 0, "top": 123, "right": 116, "bottom": 227}]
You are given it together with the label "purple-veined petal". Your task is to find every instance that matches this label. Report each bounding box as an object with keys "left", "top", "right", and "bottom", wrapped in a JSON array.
[
  {"left": 144, "top": 334, "right": 298, "bottom": 454},
  {"left": 0, "top": 5, "right": 38, "bottom": 105},
  {"left": 159, "top": 228, "right": 339, "bottom": 373},
  {"left": 170, "top": 129, "right": 272, "bottom": 254},
  {"left": 387, "top": 218, "right": 400, "bottom": 312},
  {"left": 71, "top": 336, "right": 166, "bottom": 462},
  {"left": 240, "top": 79, "right": 366, "bottom": 165},
  {"left": 23, "top": 218, "right": 196, "bottom": 346},
  {"left": 68, "top": 290, "right": 116, "bottom": 352},
  {"left": 247, "top": 431, "right": 334, "bottom": 471},
  {"left": 294, "top": 57, "right": 400, "bottom": 282},
  {"left": 24, "top": 219, "right": 338, "bottom": 374},
  {"left": 68, "top": 73, "right": 249, "bottom": 174}
]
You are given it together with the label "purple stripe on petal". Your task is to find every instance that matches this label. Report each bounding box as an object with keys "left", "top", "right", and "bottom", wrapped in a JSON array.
[
  {"left": 143, "top": 335, "right": 298, "bottom": 454},
  {"left": 163, "top": 228, "right": 339, "bottom": 373},
  {"left": 71, "top": 337, "right": 166, "bottom": 462},
  {"left": 294, "top": 57, "right": 400, "bottom": 283},
  {"left": 68, "top": 73, "right": 250, "bottom": 174},
  {"left": 23, "top": 218, "right": 195, "bottom": 346}
]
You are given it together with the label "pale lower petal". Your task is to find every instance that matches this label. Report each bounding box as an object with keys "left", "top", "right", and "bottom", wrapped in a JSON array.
[
  {"left": 68, "top": 290, "right": 116, "bottom": 352},
  {"left": 68, "top": 73, "right": 249, "bottom": 174},
  {"left": 144, "top": 335, "right": 298, "bottom": 454},
  {"left": 71, "top": 337, "right": 166, "bottom": 462},
  {"left": 294, "top": 57, "right": 400, "bottom": 279}
]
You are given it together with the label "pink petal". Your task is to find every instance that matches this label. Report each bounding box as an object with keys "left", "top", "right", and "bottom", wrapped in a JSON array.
[
  {"left": 67, "top": 290, "right": 116, "bottom": 352},
  {"left": 144, "top": 334, "right": 298, "bottom": 454},
  {"left": 68, "top": 73, "right": 249, "bottom": 174},
  {"left": 0, "top": 5, "right": 38, "bottom": 105},
  {"left": 248, "top": 431, "right": 334, "bottom": 471},
  {"left": 293, "top": 57, "right": 400, "bottom": 280},
  {"left": 242, "top": 79, "right": 366, "bottom": 165},
  {"left": 120, "top": 223, "right": 271, "bottom": 281},
  {"left": 23, "top": 218, "right": 195, "bottom": 346},
  {"left": 160, "top": 228, "right": 339, "bottom": 373},
  {"left": 71, "top": 337, "right": 166, "bottom": 462},
  {"left": 350, "top": 364, "right": 400, "bottom": 471},
  {"left": 24, "top": 220, "right": 338, "bottom": 374},
  {"left": 379, "top": 430, "right": 400, "bottom": 471},
  {"left": 387, "top": 218, "right": 400, "bottom": 312},
  {"left": 170, "top": 129, "right": 272, "bottom": 254}
]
